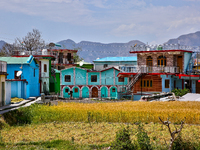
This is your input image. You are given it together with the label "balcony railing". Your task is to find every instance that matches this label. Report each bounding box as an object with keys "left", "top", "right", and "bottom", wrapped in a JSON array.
[
  {"left": 130, "top": 44, "right": 200, "bottom": 52},
  {"left": 0, "top": 61, "right": 7, "bottom": 73},
  {"left": 119, "top": 65, "right": 180, "bottom": 74}
]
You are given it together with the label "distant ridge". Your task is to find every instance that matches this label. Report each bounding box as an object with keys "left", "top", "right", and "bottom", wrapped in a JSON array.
[
  {"left": 58, "top": 40, "right": 144, "bottom": 62},
  {"left": 165, "top": 31, "right": 200, "bottom": 46}
]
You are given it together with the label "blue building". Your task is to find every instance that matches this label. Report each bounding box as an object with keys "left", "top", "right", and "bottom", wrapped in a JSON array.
[
  {"left": 0, "top": 56, "right": 40, "bottom": 99},
  {"left": 93, "top": 56, "right": 137, "bottom": 71},
  {"left": 60, "top": 67, "right": 128, "bottom": 99}
]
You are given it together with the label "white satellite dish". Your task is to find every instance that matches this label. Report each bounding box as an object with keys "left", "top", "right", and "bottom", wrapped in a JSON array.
[
  {"left": 79, "top": 61, "right": 84, "bottom": 66},
  {"left": 16, "top": 71, "right": 22, "bottom": 77}
]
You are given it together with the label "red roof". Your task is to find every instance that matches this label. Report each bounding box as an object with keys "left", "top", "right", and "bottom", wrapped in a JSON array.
[
  {"left": 12, "top": 55, "right": 55, "bottom": 58},
  {"left": 129, "top": 49, "right": 193, "bottom": 54},
  {"left": 48, "top": 49, "right": 78, "bottom": 53}
]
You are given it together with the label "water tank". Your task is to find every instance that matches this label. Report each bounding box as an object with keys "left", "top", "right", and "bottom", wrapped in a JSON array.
[{"left": 42, "top": 49, "right": 47, "bottom": 55}]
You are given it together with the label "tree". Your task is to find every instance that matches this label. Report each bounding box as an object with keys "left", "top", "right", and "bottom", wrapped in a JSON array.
[
  {"left": 14, "top": 29, "right": 45, "bottom": 53},
  {"left": 0, "top": 29, "right": 46, "bottom": 56},
  {"left": 0, "top": 43, "right": 14, "bottom": 56}
]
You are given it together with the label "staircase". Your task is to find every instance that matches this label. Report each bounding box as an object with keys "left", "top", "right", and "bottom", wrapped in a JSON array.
[{"left": 126, "top": 69, "right": 142, "bottom": 93}]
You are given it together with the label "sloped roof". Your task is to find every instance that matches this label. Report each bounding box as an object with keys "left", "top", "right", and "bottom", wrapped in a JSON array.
[
  {"left": 0, "top": 56, "right": 33, "bottom": 64},
  {"left": 93, "top": 56, "right": 137, "bottom": 62}
]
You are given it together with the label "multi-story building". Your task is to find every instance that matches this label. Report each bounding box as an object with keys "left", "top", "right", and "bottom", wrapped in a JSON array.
[
  {"left": 118, "top": 45, "right": 200, "bottom": 100},
  {"left": 60, "top": 67, "right": 128, "bottom": 99},
  {"left": 45, "top": 49, "right": 78, "bottom": 70}
]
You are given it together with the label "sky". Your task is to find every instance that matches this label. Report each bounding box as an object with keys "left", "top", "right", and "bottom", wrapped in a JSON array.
[{"left": 0, "top": 0, "right": 200, "bottom": 45}]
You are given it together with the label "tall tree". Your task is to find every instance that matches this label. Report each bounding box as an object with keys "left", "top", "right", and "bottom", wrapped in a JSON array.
[{"left": 14, "top": 29, "right": 45, "bottom": 53}]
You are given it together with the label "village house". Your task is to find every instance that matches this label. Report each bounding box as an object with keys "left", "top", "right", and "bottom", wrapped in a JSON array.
[
  {"left": 0, "top": 56, "right": 40, "bottom": 99},
  {"left": 118, "top": 45, "right": 200, "bottom": 100},
  {"left": 46, "top": 49, "right": 78, "bottom": 70},
  {"left": 60, "top": 67, "right": 128, "bottom": 99}
]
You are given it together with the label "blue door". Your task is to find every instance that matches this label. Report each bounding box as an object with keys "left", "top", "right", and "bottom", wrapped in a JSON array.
[
  {"left": 73, "top": 87, "right": 80, "bottom": 98},
  {"left": 110, "top": 87, "right": 117, "bottom": 99},
  {"left": 63, "top": 87, "right": 70, "bottom": 98},
  {"left": 82, "top": 87, "right": 89, "bottom": 98},
  {"left": 101, "top": 87, "right": 108, "bottom": 98}
]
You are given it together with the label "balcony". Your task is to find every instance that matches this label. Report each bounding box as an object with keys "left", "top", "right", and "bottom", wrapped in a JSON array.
[
  {"left": 119, "top": 65, "right": 180, "bottom": 74},
  {"left": 0, "top": 61, "right": 7, "bottom": 73},
  {"left": 130, "top": 44, "right": 198, "bottom": 52}
]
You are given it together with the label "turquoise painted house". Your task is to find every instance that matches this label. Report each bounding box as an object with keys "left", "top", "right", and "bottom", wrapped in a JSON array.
[
  {"left": 0, "top": 56, "right": 40, "bottom": 99},
  {"left": 60, "top": 67, "right": 128, "bottom": 99}
]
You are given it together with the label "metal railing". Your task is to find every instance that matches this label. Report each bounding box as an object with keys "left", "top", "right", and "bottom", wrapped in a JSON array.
[
  {"left": 130, "top": 44, "right": 200, "bottom": 52},
  {"left": 0, "top": 61, "right": 7, "bottom": 73},
  {"left": 119, "top": 65, "right": 180, "bottom": 74}
]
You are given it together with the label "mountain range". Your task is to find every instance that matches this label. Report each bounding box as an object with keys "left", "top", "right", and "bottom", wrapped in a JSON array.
[{"left": 1, "top": 31, "right": 200, "bottom": 63}]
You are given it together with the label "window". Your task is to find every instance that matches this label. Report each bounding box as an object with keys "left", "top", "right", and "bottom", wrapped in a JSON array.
[
  {"left": 44, "top": 64, "right": 47, "bottom": 72},
  {"left": 141, "top": 80, "right": 153, "bottom": 87},
  {"left": 14, "top": 71, "right": 21, "bottom": 79},
  {"left": 157, "top": 56, "right": 166, "bottom": 66},
  {"left": 91, "top": 75, "right": 97, "bottom": 82},
  {"left": 74, "top": 88, "right": 78, "bottom": 93},
  {"left": 65, "top": 75, "right": 71, "bottom": 82},
  {"left": 165, "top": 79, "right": 170, "bottom": 88},
  {"left": 118, "top": 77, "right": 124, "bottom": 82},
  {"left": 112, "top": 88, "right": 116, "bottom": 92},
  {"left": 104, "top": 64, "right": 108, "bottom": 68},
  {"left": 65, "top": 88, "right": 69, "bottom": 93}
]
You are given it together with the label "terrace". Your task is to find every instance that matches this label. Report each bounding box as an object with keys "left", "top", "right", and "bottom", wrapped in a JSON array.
[{"left": 119, "top": 65, "right": 180, "bottom": 74}]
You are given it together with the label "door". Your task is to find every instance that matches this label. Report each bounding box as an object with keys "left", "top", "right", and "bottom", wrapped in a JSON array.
[
  {"left": 196, "top": 81, "right": 200, "bottom": 93},
  {"left": 146, "top": 56, "right": 153, "bottom": 73},
  {"left": 177, "top": 56, "right": 183, "bottom": 73},
  {"left": 92, "top": 87, "right": 98, "bottom": 97}
]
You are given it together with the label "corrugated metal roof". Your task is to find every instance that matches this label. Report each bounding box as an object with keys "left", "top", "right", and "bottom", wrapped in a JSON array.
[
  {"left": 0, "top": 57, "right": 31, "bottom": 64},
  {"left": 54, "top": 69, "right": 60, "bottom": 73},
  {"left": 93, "top": 56, "right": 137, "bottom": 62}
]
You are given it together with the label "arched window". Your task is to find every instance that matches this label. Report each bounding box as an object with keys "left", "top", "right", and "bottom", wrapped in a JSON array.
[
  {"left": 157, "top": 56, "right": 166, "bottom": 66},
  {"left": 146, "top": 56, "right": 153, "bottom": 66}
]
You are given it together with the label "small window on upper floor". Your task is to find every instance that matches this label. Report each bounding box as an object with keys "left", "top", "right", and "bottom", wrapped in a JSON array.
[
  {"left": 91, "top": 75, "right": 97, "bottom": 82},
  {"left": 104, "top": 64, "right": 108, "bottom": 68},
  {"left": 65, "top": 75, "right": 71, "bottom": 82},
  {"left": 44, "top": 64, "right": 47, "bottom": 72},
  {"left": 118, "top": 77, "right": 124, "bottom": 82}
]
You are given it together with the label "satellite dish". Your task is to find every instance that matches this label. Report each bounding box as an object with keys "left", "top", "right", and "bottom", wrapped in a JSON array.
[
  {"left": 16, "top": 71, "right": 22, "bottom": 77},
  {"left": 80, "top": 61, "right": 84, "bottom": 66}
]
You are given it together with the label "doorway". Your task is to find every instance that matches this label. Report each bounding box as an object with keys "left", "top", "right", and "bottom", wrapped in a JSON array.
[
  {"left": 92, "top": 87, "right": 98, "bottom": 97},
  {"left": 146, "top": 56, "right": 153, "bottom": 73},
  {"left": 177, "top": 56, "right": 183, "bottom": 73}
]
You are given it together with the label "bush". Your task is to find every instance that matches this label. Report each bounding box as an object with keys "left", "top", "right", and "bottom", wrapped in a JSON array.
[
  {"left": 173, "top": 135, "right": 196, "bottom": 150},
  {"left": 172, "top": 88, "right": 190, "bottom": 97},
  {"left": 111, "top": 126, "right": 134, "bottom": 150},
  {"left": 136, "top": 124, "right": 152, "bottom": 150}
]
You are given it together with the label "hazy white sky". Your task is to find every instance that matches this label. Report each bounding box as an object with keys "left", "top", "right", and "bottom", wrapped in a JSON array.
[{"left": 0, "top": 0, "right": 200, "bottom": 44}]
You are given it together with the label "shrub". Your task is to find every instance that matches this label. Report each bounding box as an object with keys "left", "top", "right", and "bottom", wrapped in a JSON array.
[
  {"left": 111, "top": 126, "right": 134, "bottom": 150},
  {"left": 172, "top": 88, "right": 189, "bottom": 97},
  {"left": 136, "top": 124, "right": 152, "bottom": 150}
]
